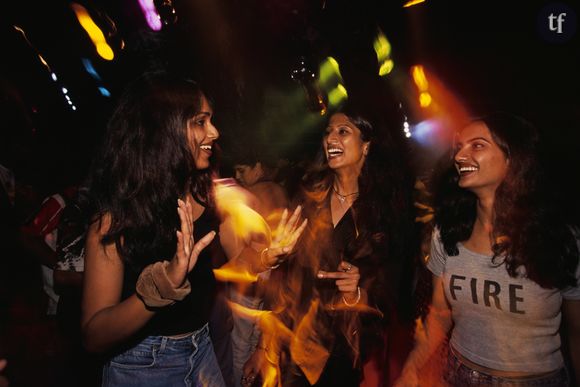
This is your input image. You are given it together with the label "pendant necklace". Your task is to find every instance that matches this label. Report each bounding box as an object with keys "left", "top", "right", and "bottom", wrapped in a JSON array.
[{"left": 333, "top": 186, "right": 359, "bottom": 204}]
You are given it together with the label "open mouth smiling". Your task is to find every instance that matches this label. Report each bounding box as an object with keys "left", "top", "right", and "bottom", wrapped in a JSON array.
[
  {"left": 457, "top": 164, "right": 478, "bottom": 175},
  {"left": 327, "top": 147, "right": 343, "bottom": 158}
]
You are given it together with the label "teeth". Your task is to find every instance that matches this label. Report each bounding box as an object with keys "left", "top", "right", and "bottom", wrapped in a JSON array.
[
  {"left": 200, "top": 144, "right": 212, "bottom": 150},
  {"left": 459, "top": 166, "right": 478, "bottom": 172},
  {"left": 327, "top": 148, "right": 343, "bottom": 155}
]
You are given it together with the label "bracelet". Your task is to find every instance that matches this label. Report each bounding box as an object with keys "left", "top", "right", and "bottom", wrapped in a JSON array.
[
  {"left": 260, "top": 248, "right": 280, "bottom": 270},
  {"left": 342, "top": 286, "right": 361, "bottom": 307},
  {"left": 136, "top": 261, "right": 191, "bottom": 308}
]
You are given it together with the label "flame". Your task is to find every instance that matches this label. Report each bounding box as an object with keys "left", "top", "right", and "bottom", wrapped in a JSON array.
[
  {"left": 213, "top": 264, "right": 258, "bottom": 284},
  {"left": 213, "top": 179, "right": 272, "bottom": 245}
]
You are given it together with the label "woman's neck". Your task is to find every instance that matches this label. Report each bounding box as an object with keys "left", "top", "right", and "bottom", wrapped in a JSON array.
[
  {"left": 332, "top": 170, "right": 359, "bottom": 195},
  {"left": 475, "top": 192, "right": 495, "bottom": 228}
]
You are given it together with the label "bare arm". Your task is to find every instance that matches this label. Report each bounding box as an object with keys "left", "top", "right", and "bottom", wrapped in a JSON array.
[
  {"left": 81, "top": 217, "right": 155, "bottom": 353},
  {"left": 82, "top": 199, "right": 215, "bottom": 353},
  {"left": 394, "top": 274, "right": 452, "bottom": 387},
  {"left": 563, "top": 299, "right": 580, "bottom": 385}
]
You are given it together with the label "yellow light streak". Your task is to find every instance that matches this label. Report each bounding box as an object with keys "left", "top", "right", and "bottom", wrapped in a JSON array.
[
  {"left": 403, "top": 0, "right": 426, "bottom": 8},
  {"left": 412, "top": 65, "right": 429, "bottom": 91},
  {"left": 71, "top": 3, "right": 114, "bottom": 60}
]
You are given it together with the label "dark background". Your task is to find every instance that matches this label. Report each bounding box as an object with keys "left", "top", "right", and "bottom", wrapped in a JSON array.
[{"left": 1, "top": 0, "right": 579, "bottom": 214}]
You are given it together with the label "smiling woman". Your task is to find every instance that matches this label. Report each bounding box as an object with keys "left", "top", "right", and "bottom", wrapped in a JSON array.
[
  {"left": 242, "top": 98, "right": 420, "bottom": 386},
  {"left": 82, "top": 73, "right": 226, "bottom": 386},
  {"left": 186, "top": 96, "right": 219, "bottom": 170},
  {"left": 395, "top": 112, "right": 580, "bottom": 387},
  {"left": 453, "top": 121, "right": 509, "bottom": 194}
]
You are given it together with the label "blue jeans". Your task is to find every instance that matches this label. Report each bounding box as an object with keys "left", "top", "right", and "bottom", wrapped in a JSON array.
[
  {"left": 102, "top": 324, "right": 226, "bottom": 387},
  {"left": 444, "top": 346, "right": 568, "bottom": 386}
]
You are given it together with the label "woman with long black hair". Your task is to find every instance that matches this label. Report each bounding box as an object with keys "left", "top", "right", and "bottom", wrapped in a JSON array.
[
  {"left": 395, "top": 113, "right": 580, "bottom": 386},
  {"left": 242, "top": 99, "right": 418, "bottom": 386},
  {"left": 82, "top": 73, "right": 305, "bottom": 386}
]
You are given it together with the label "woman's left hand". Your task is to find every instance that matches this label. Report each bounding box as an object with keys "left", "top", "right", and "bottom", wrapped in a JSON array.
[{"left": 317, "top": 261, "right": 361, "bottom": 303}]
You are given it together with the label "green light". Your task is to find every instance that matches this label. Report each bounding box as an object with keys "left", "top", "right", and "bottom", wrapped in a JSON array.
[
  {"left": 319, "top": 56, "right": 343, "bottom": 89},
  {"left": 379, "top": 59, "right": 395, "bottom": 76},
  {"left": 373, "top": 31, "right": 391, "bottom": 62},
  {"left": 328, "top": 84, "right": 348, "bottom": 107}
]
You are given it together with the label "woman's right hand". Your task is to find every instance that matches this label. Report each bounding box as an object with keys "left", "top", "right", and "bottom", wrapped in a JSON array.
[
  {"left": 260, "top": 206, "right": 308, "bottom": 268},
  {"left": 166, "top": 198, "right": 216, "bottom": 286}
]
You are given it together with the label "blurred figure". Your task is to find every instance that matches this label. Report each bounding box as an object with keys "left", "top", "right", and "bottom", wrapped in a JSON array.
[
  {"left": 231, "top": 147, "right": 289, "bottom": 386},
  {"left": 233, "top": 149, "right": 288, "bottom": 218},
  {"left": 395, "top": 113, "right": 580, "bottom": 386},
  {"left": 20, "top": 185, "right": 78, "bottom": 316},
  {"left": 53, "top": 185, "right": 101, "bottom": 386}
]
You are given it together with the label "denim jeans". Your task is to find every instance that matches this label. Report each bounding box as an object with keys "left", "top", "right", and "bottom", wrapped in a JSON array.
[
  {"left": 102, "top": 324, "right": 226, "bottom": 387},
  {"left": 444, "top": 346, "right": 569, "bottom": 386}
]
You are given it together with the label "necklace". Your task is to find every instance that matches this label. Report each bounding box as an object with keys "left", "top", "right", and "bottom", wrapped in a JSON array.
[{"left": 333, "top": 186, "right": 359, "bottom": 203}]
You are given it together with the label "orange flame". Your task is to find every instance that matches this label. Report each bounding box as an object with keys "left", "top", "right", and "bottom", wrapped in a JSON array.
[
  {"left": 213, "top": 179, "right": 271, "bottom": 245},
  {"left": 213, "top": 264, "right": 258, "bottom": 284}
]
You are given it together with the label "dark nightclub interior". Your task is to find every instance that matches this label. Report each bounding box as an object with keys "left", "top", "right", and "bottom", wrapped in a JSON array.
[{"left": 1, "top": 0, "right": 579, "bottom": 385}]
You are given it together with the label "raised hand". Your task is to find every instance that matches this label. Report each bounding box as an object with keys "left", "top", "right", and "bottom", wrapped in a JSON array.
[
  {"left": 261, "top": 206, "right": 308, "bottom": 268},
  {"left": 167, "top": 197, "right": 216, "bottom": 286}
]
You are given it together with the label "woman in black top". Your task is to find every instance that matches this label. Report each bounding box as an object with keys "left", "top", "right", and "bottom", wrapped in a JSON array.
[
  {"left": 243, "top": 100, "right": 418, "bottom": 386},
  {"left": 82, "top": 73, "right": 305, "bottom": 386}
]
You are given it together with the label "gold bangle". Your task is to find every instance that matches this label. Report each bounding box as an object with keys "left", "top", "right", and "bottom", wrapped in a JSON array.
[
  {"left": 260, "top": 248, "right": 279, "bottom": 270},
  {"left": 342, "top": 286, "right": 361, "bottom": 307}
]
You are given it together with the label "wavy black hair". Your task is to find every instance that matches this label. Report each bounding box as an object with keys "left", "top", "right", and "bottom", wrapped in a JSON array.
[
  {"left": 88, "top": 72, "right": 217, "bottom": 271},
  {"left": 302, "top": 98, "right": 419, "bottom": 322},
  {"left": 433, "top": 112, "right": 578, "bottom": 289}
]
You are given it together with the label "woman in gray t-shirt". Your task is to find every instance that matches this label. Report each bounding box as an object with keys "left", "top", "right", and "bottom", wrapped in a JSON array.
[{"left": 395, "top": 113, "right": 580, "bottom": 386}]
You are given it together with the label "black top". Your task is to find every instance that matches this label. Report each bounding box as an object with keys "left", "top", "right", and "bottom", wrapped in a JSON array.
[
  {"left": 121, "top": 207, "right": 220, "bottom": 337},
  {"left": 267, "top": 191, "right": 384, "bottom": 385}
]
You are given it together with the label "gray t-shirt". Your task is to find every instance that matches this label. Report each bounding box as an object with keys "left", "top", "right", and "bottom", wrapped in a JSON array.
[{"left": 427, "top": 228, "right": 580, "bottom": 373}]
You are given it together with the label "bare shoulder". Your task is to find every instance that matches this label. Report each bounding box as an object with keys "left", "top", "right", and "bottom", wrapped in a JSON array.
[
  {"left": 86, "top": 213, "right": 122, "bottom": 265},
  {"left": 250, "top": 182, "right": 288, "bottom": 207}
]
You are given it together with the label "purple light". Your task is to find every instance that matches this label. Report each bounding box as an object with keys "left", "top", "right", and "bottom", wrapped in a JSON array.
[{"left": 138, "top": 0, "right": 162, "bottom": 31}]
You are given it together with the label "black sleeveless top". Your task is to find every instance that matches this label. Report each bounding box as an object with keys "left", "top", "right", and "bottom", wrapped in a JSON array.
[{"left": 121, "top": 207, "right": 220, "bottom": 336}]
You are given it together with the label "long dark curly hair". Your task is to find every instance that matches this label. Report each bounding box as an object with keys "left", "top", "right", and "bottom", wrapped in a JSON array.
[
  {"left": 88, "top": 73, "right": 217, "bottom": 271},
  {"left": 302, "top": 98, "right": 419, "bottom": 322},
  {"left": 433, "top": 112, "right": 578, "bottom": 289}
]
